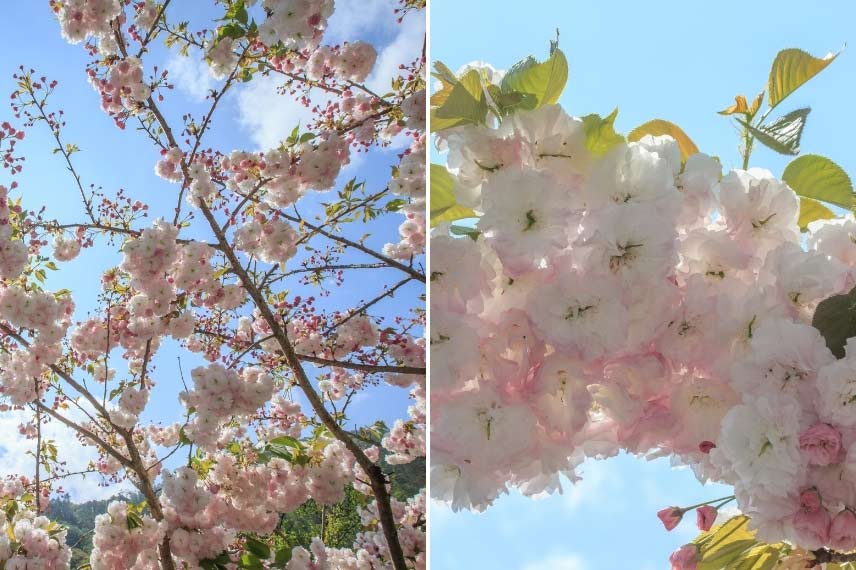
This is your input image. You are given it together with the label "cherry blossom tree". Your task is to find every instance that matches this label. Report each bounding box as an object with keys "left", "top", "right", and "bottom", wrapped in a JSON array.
[
  {"left": 430, "top": 41, "right": 856, "bottom": 569},
  {"left": 0, "top": 1, "right": 425, "bottom": 568}
]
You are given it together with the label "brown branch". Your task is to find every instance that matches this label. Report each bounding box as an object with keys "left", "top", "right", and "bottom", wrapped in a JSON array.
[
  {"left": 34, "top": 402, "right": 131, "bottom": 469},
  {"left": 812, "top": 548, "right": 856, "bottom": 565},
  {"left": 324, "top": 277, "right": 412, "bottom": 335}
]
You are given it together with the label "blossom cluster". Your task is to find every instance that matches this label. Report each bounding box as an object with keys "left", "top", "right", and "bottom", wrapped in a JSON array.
[
  {"left": 255, "top": 0, "right": 335, "bottom": 50},
  {"left": 0, "top": 485, "right": 73, "bottom": 570},
  {"left": 306, "top": 41, "right": 378, "bottom": 83},
  {"left": 89, "top": 57, "right": 151, "bottom": 115},
  {"left": 430, "top": 98, "right": 856, "bottom": 552},
  {"left": 90, "top": 501, "right": 164, "bottom": 570},
  {"left": 0, "top": 186, "right": 29, "bottom": 279},
  {"left": 384, "top": 138, "right": 427, "bottom": 261},
  {"left": 234, "top": 215, "right": 299, "bottom": 265},
  {"left": 179, "top": 364, "right": 275, "bottom": 448},
  {"left": 157, "top": 439, "right": 354, "bottom": 567},
  {"left": 52, "top": 0, "right": 121, "bottom": 44}
]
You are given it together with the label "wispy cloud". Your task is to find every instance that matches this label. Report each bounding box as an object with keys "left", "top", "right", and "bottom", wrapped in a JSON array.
[
  {"left": 235, "top": 6, "right": 424, "bottom": 151},
  {"left": 0, "top": 408, "right": 126, "bottom": 501},
  {"left": 366, "top": 11, "right": 425, "bottom": 94},
  {"left": 325, "top": 0, "right": 399, "bottom": 43},
  {"left": 166, "top": 49, "right": 217, "bottom": 103},
  {"left": 563, "top": 459, "right": 620, "bottom": 513}
]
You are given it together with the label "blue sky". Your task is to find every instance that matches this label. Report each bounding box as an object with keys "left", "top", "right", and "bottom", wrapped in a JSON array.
[
  {"left": 429, "top": 1, "right": 856, "bottom": 568},
  {"left": 0, "top": 1, "right": 424, "bottom": 501}
]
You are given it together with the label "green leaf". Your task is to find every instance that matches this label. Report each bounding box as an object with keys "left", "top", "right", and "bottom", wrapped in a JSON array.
[
  {"left": 798, "top": 197, "right": 837, "bottom": 231},
  {"left": 269, "top": 435, "right": 301, "bottom": 449},
  {"left": 500, "top": 47, "right": 568, "bottom": 108},
  {"left": 628, "top": 119, "right": 699, "bottom": 162},
  {"left": 275, "top": 545, "right": 293, "bottom": 564},
  {"left": 432, "top": 70, "right": 488, "bottom": 130},
  {"left": 244, "top": 536, "right": 271, "bottom": 559},
  {"left": 812, "top": 285, "right": 856, "bottom": 358},
  {"left": 739, "top": 107, "right": 810, "bottom": 156},
  {"left": 783, "top": 154, "right": 854, "bottom": 209},
  {"left": 239, "top": 553, "right": 264, "bottom": 570},
  {"left": 724, "top": 545, "right": 780, "bottom": 570},
  {"left": 485, "top": 85, "right": 536, "bottom": 116},
  {"left": 694, "top": 516, "right": 758, "bottom": 570},
  {"left": 385, "top": 198, "right": 406, "bottom": 212},
  {"left": 768, "top": 48, "right": 839, "bottom": 109},
  {"left": 217, "top": 22, "right": 245, "bottom": 40},
  {"left": 449, "top": 224, "right": 481, "bottom": 241},
  {"left": 430, "top": 164, "right": 476, "bottom": 226},
  {"left": 126, "top": 512, "right": 144, "bottom": 531},
  {"left": 581, "top": 109, "right": 625, "bottom": 157}
]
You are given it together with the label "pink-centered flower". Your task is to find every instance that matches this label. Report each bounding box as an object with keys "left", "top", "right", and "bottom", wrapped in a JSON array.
[
  {"left": 829, "top": 508, "right": 856, "bottom": 552},
  {"left": 798, "top": 422, "right": 842, "bottom": 466}
]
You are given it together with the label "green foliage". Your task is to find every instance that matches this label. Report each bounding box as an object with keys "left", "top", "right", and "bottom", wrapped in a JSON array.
[
  {"left": 768, "top": 48, "right": 840, "bottom": 109},
  {"left": 812, "top": 285, "right": 856, "bottom": 359},
  {"left": 431, "top": 40, "right": 569, "bottom": 132},
  {"left": 782, "top": 154, "right": 854, "bottom": 230},
  {"left": 739, "top": 107, "right": 810, "bottom": 156},
  {"left": 783, "top": 154, "right": 854, "bottom": 208},
  {"left": 47, "top": 492, "right": 144, "bottom": 567},
  {"left": 429, "top": 164, "right": 475, "bottom": 227},
  {"left": 499, "top": 46, "right": 568, "bottom": 109},
  {"left": 581, "top": 109, "right": 625, "bottom": 157},
  {"left": 691, "top": 516, "right": 787, "bottom": 570},
  {"left": 432, "top": 69, "right": 489, "bottom": 128}
]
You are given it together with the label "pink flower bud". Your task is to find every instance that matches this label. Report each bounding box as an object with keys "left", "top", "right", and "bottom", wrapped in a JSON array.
[
  {"left": 794, "top": 504, "right": 831, "bottom": 547},
  {"left": 799, "top": 422, "right": 842, "bottom": 466},
  {"left": 658, "top": 507, "right": 684, "bottom": 531},
  {"left": 696, "top": 505, "right": 717, "bottom": 532},
  {"left": 799, "top": 487, "right": 823, "bottom": 512},
  {"left": 669, "top": 544, "right": 699, "bottom": 570},
  {"left": 829, "top": 508, "right": 856, "bottom": 552}
]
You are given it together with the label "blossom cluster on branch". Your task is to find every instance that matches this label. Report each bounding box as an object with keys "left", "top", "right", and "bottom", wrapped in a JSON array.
[
  {"left": 0, "top": 0, "right": 427, "bottom": 568},
  {"left": 430, "top": 60, "right": 856, "bottom": 562}
]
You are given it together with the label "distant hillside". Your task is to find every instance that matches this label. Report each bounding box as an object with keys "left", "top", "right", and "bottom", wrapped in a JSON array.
[{"left": 47, "top": 491, "right": 144, "bottom": 566}]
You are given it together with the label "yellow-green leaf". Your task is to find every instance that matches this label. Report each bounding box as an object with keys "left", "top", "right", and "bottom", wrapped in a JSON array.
[
  {"left": 500, "top": 47, "right": 568, "bottom": 108},
  {"left": 432, "top": 70, "right": 488, "bottom": 132},
  {"left": 582, "top": 108, "right": 625, "bottom": 157},
  {"left": 725, "top": 545, "right": 780, "bottom": 570},
  {"left": 768, "top": 48, "right": 840, "bottom": 109},
  {"left": 798, "top": 197, "right": 837, "bottom": 231},
  {"left": 430, "top": 164, "right": 475, "bottom": 226},
  {"left": 628, "top": 119, "right": 699, "bottom": 162},
  {"left": 693, "top": 516, "right": 758, "bottom": 570},
  {"left": 783, "top": 154, "right": 854, "bottom": 209}
]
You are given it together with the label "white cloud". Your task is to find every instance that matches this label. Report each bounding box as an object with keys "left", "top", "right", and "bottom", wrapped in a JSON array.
[
  {"left": 563, "top": 459, "right": 619, "bottom": 513},
  {"left": 325, "top": 0, "right": 399, "bottom": 43},
  {"left": 166, "top": 49, "right": 217, "bottom": 103},
  {"left": 0, "top": 408, "right": 126, "bottom": 502},
  {"left": 235, "top": 7, "right": 424, "bottom": 152},
  {"left": 367, "top": 12, "right": 425, "bottom": 94},
  {"left": 522, "top": 554, "right": 586, "bottom": 570},
  {"left": 236, "top": 73, "right": 327, "bottom": 150}
]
